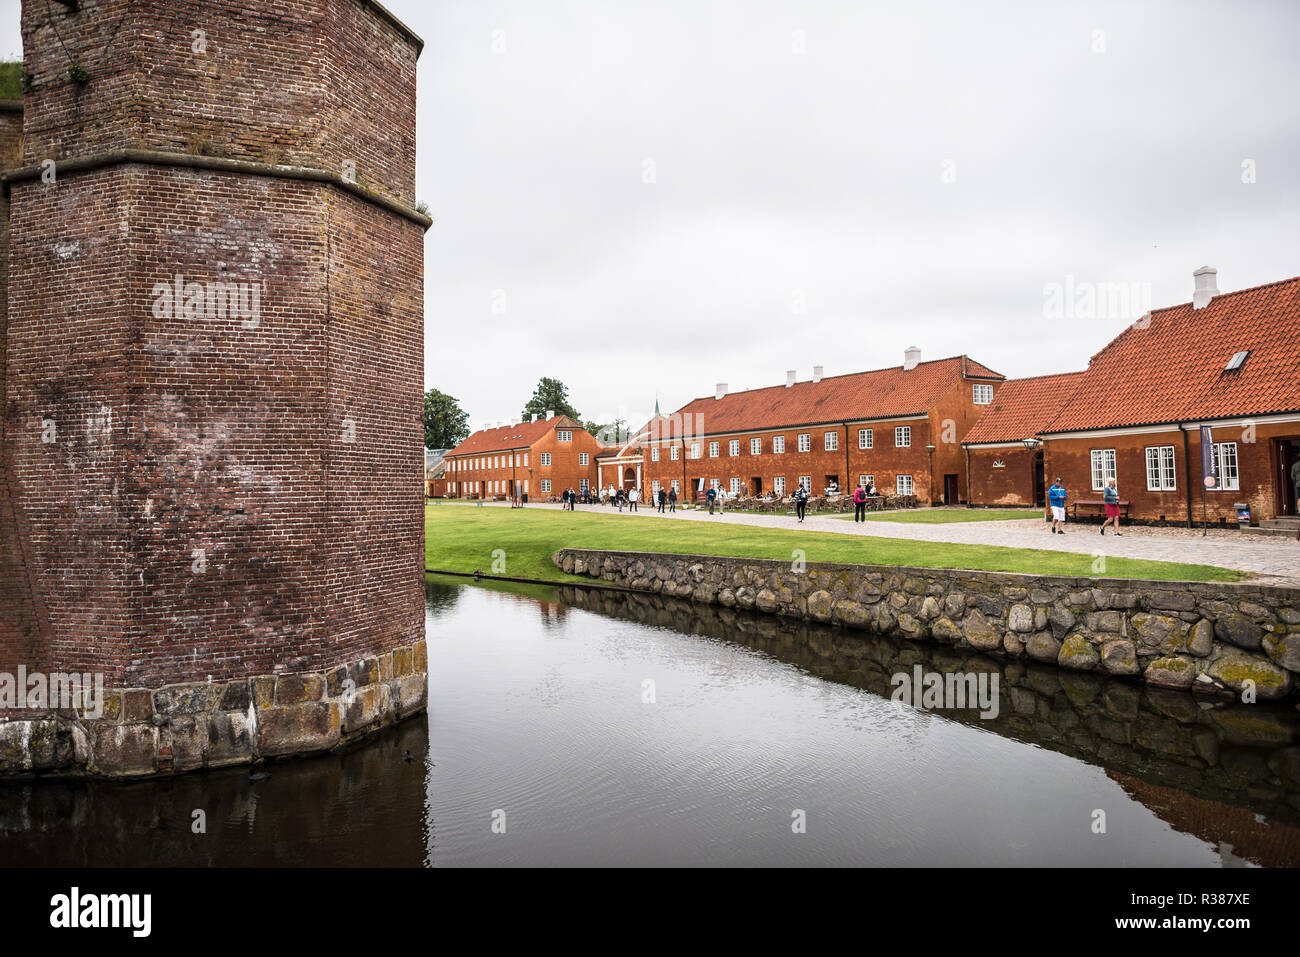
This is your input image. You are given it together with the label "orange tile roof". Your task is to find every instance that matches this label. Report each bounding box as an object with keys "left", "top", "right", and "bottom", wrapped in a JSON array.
[
  {"left": 1042, "top": 275, "right": 1300, "bottom": 433},
  {"left": 663, "top": 355, "right": 1003, "bottom": 436},
  {"left": 447, "top": 416, "right": 577, "bottom": 456},
  {"left": 963, "top": 371, "right": 1085, "bottom": 444}
]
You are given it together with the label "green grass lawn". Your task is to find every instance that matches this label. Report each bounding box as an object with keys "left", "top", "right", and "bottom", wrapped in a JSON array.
[
  {"left": 425, "top": 504, "right": 1244, "bottom": 583},
  {"left": 829, "top": 507, "right": 1045, "bottom": 524}
]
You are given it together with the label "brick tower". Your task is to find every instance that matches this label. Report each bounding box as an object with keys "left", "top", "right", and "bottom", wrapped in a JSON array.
[{"left": 0, "top": 0, "right": 429, "bottom": 774}]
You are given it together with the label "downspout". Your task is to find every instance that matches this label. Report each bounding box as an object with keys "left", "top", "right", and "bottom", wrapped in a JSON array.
[
  {"left": 964, "top": 445, "right": 972, "bottom": 508},
  {"left": 843, "top": 422, "right": 851, "bottom": 488},
  {"left": 1180, "top": 424, "right": 1194, "bottom": 527}
]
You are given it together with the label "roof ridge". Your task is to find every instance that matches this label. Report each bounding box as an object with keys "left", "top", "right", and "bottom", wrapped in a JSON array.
[{"left": 1146, "top": 273, "right": 1300, "bottom": 317}]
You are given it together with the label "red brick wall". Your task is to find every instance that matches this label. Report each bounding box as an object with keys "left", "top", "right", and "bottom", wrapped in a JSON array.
[
  {"left": 3, "top": 0, "right": 424, "bottom": 686},
  {"left": 928, "top": 373, "right": 1001, "bottom": 504},
  {"left": 0, "top": 102, "right": 44, "bottom": 685},
  {"left": 1043, "top": 421, "right": 1299, "bottom": 524},
  {"left": 968, "top": 446, "right": 1039, "bottom": 507}
]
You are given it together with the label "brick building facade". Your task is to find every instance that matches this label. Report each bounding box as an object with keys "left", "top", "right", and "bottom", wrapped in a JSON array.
[
  {"left": 446, "top": 416, "right": 602, "bottom": 500},
  {"left": 0, "top": 0, "right": 430, "bottom": 769},
  {"left": 1037, "top": 271, "right": 1300, "bottom": 525},
  {"left": 641, "top": 351, "right": 1004, "bottom": 504},
  {"left": 962, "top": 372, "right": 1083, "bottom": 508}
]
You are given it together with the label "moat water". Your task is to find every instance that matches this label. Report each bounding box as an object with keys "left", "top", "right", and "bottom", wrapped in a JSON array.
[{"left": 3, "top": 575, "right": 1299, "bottom": 866}]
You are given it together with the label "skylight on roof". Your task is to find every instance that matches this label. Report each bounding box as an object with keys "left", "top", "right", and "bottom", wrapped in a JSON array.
[{"left": 1224, "top": 350, "right": 1250, "bottom": 372}]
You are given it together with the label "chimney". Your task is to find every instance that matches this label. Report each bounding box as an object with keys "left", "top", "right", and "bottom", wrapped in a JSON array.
[
  {"left": 715, "top": 382, "right": 727, "bottom": 400},
  {"left": 811, "top": 365, "right": 823, "bottom": 384},
  {"left": 786, "top": 369, "right": 796, "bottom": 388},
  {"left": 546, "top": 409, "right": 555, "bottom": 420},
  {"left": 1192, "top": 266, "right": 1219, "bottom": 310},
  {"left": 903, "top": 346, "right": 921, "bottom": 371}
]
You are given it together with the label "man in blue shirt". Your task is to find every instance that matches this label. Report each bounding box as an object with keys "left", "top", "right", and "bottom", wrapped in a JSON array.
[{"left": 1047, "top": 477, "right": 1068, "bottom": 534}]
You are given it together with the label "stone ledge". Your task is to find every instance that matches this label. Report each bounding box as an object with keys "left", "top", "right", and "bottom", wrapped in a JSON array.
[
  {"left": 0, "top": 639, "right": 427, "bottom": 778},
  {"left": 556, "top": 548, "right": 1300, "bottom": 700}
]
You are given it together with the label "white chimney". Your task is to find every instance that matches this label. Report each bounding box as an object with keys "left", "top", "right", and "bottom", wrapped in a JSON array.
[
  {"left": 715, "top": 382, "right": 727, "bottom": 400},
  {"left": 811, "top": 365, "right": 823, "bottom": 384},
  {"left": 903, "top": 346, "right": 921, "bottom": 371},
  {"left": 786, "top": 370, "right": 796, "bottom": 388},
  {"left": 546, "top": 409, "right": 555, "bottom": 420},
  {"left": 1193, "top": 266, "right": 1219, "bottom": 310}
]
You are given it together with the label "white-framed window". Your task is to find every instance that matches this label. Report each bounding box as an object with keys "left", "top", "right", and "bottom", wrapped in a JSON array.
[
  {"left": 798, "top": 475, "right": 812, "bottom": 491},
  {"left": 651, "top": 480, "right": 661, "bottom": 495},
  {"left": 540, "top": 479, "right": 551, "bottom": 493},
  {"left": 690, "top": 443, "right": 701, "bottom": 459},
  {"left": 1145, "top": 445, "right": 1176, "bottom": 491},
  {"left": 729, "top": 439, "right": 740, "bottom": 456},
  {"left": 729, "top": 477, "right": 740, "bottom": 494},
  {"left": 895, "top": 427, "right": 911, "bottom": 448},
  {"left": 579, "top": 452, "right": 589, "bottom": 466},
  {"left": 773, "top": 435, "right": 785, "bottom": 454},
  {"left": 670, "top": 445, "right": 680, "bottom": 461},
  {"left": 579, "top": 478, "right": 589, "bottom": 492},
  {"left": 973, "top": 384, "right": 993, "bottom": 405},
  {"left": 858, "top": 429, "right": 873, "bottom": 449},
  {"left": 709, "top": 441, "right": 720, "bottom": 457},
  {"left": 773, "top": 476, "right": 786, "bottom": 495},
  {"left": 1214, "top": 442, "right": 1240, "bottom": 490},
  {"left": 749, "top": 437, "right": 760, "bottom": 455},
  {"left": 557, "top": 430, "right": 573, "bottom": 442},
  {"left": 797, "top": 433, "right": 811, "bottom": 452},
  {"left": 522, "top": 453, "right": 529, "bottom": 466},
  {"left": 651, "top": 446, "right": 660, "bottom": 462},
  {"left": 709, "top": 478, "right": 720, "bottom": 490},
  {"left": 896, "top": 474, "right": 914, "bottom": 495},
  {"left": 540, "top": 452, "right": 551, "bottom": 466},
  {"left": 1090, "top": 448, "right": 1116, "bottom": 490},
  {"left": 670, "top": 479, "right": 680, "bottom": 493},
  {"left": 859, "top": 474, "right": 874, "bottom": 489},
  {"left": 824, "top": 431, "right": 838, "bottom": 451},
  {"left": 523, "top": 480, "right": 529, "bottom": 493}
]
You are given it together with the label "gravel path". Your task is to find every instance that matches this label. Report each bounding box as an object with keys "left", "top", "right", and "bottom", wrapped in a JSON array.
[{"left": 487, "top": 501, "right": 1300, "bottom": 584}]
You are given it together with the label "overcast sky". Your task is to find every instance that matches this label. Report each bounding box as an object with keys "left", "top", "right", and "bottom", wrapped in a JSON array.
[{"left": 3, "top": 1, "right": 1297, "bottom": 435}]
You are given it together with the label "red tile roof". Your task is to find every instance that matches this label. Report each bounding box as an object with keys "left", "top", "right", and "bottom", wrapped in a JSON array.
[
  {"left": 663, "top": 355, "right": 1003, "bottom": 436},
  {"left": 963, "top": 371, "right": 1086, "bottom": 444},
  {"left": 1042, "top": 275, "right": 1300, "bottom": 433},
  {"left": 447, "top": 416, "right": 577, "bottom": 456}
]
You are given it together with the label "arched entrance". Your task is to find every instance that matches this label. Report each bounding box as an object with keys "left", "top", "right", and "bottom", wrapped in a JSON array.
[{"left": 623, "top": 467, "right": 636, "bottom": 489}]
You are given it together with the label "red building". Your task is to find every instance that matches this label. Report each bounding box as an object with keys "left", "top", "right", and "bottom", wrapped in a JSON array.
[
  {"left": 446, "top": 415, "right": 601, "bottom": 500},
  {"left": 640, "top": 350, "right": 1004, "bottom": 504},
  {"left": 962, "top": 372, "right": 1084, "bottom": 508},
  {"left": 1036, "top": 269, "right": 1300, "bottom": 526}
]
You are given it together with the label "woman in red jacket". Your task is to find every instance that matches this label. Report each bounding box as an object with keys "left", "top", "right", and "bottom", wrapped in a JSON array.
[{"left": 853, "top": 484, "right": 868, "bottom": 522}]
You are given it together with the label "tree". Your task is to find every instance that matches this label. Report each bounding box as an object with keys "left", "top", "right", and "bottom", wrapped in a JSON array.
[
  {"left": 520, "top": 377, "right": 581, "bottom": 423},
  {"left": 584, "top": 418, "right": 627, "bottom": 445},
  {"left": 423, "top": 388, "right": 470, "bottom": 449}
]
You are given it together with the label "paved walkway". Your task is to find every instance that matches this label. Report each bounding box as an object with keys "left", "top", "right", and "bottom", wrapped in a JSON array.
[{"left": 485, "top": 501, "right": 1300, "bottom": 584}]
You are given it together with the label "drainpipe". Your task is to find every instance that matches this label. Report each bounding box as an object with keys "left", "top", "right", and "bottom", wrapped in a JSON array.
[
  {"left": 843, "top": 422, "right": 851, "bottom": 489},
  {"left": 964, "top": 445, "right": 972, "bottom": 508},
  {"left": 1180, "top": 424, "right": 1194, "bottom": 527}
]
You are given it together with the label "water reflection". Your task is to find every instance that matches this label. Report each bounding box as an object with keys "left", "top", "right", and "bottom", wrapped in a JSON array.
[{"left": 2, "top": 577, "right": 1297, "bottom": 867}]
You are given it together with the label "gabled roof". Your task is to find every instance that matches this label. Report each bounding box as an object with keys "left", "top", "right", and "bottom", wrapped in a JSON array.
[
  {"left": 963, "top": 372, "right": 1085, "bottom": 445},
  {"left": 660, "top": 355, "right": 1003, "bottom": 437},
  {"left": 447, "top": 416, "right": 578, "bottom": 456},
  {"left": 424, "top": 448, "right": 448, "bottom": 475},
  {"left": 1042, "top": 275, "right": 1300, "bottom": 433}
]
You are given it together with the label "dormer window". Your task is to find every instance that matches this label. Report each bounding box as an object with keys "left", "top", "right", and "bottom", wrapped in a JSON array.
[{"left": 1224, "top": 350, "right": 1250, "bottom": 372}]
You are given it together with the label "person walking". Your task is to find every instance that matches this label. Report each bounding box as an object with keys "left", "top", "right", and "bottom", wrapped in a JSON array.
[
  {"left": 794, "top": 482, "right": 809, "bottom": 523},
  {"left": 1100, "top": 477, "right": 1122, "bottom": 535},
  {"left": 853, "top": 483, "right": 868, "bottom": 522},
  {"left": 706, "top": 485, "right": 717, "bottom": 515},
  {"left": 657, "top": 487, "right": 666, "bottom": 513},
  {"left": 668, "top": 487, "right": 677, "bottom": 513},
  {"left": 616, "top": 488, "right": 625, "bottom": 512},
  {"left": 628, "top": 486, "right": 639, "bottom": 512},
  {"left": 1047, "top": 477, "right": 1068, "bottom": 534}
]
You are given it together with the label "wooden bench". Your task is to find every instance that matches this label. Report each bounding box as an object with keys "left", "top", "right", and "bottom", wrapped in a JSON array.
[{"left": 1070, "top": 499, "right": 1130, "bottom": 520}]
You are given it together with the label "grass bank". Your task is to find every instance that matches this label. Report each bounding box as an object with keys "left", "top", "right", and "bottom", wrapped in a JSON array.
[{"left": 425, "top": 504, "right": 1244, "bottom": 583}]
